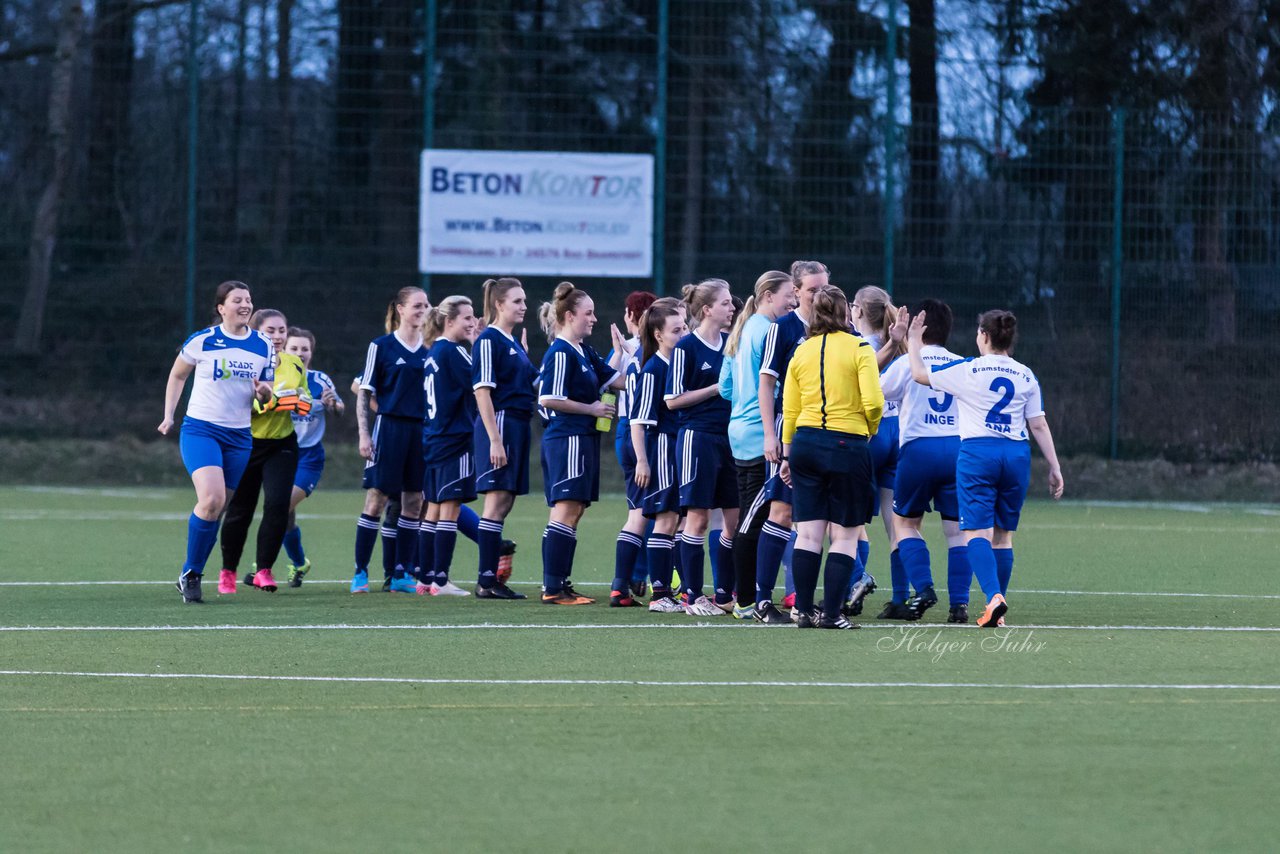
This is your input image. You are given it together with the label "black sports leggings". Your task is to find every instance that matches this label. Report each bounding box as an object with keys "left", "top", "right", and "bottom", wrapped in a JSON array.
[{"left": 220, "top": 433, "right": 299, "bottom": 572}]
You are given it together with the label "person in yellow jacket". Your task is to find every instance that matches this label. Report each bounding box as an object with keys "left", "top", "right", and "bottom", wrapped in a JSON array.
[
  {"left": 217, "top": 308, "right": 312, "bottom": 594},
  {"left": 779, "top": 285, "right": 884, "bottom": 629}
]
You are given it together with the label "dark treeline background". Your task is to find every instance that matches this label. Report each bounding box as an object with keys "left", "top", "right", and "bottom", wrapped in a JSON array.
[{"left": 2, "top": 0, "right": 1279, "bottom": 462}]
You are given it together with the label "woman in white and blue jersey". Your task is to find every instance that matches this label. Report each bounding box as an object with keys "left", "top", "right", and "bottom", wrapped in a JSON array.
[
  {"left": 280, "top": 327, "right": 343, "bottom": 587},
  {"left": 756, "top": 260, "right": 826, "bottom": 616},
  {"left": 352, "top": 287, "right": 430, "bottom": 594},
  {"left": 907, "top": 309, "right": 1064, "bottom": 627},
  {"left": 417, "top": 296, "right": 481, "bottom": 598},
  {"left": 719, "top": 270, "right": 795, "bottom": 621},
  {"left": 879, "top": 300, "right": 971, "bottom": 622},
  {"left": 629, "top": 299, "right": 688, "bottom": 612},
  {"left": 666, "top": 279, "right": 738, "bottom": 617},
  {"left": 160, "top": 281, "right": 274, "bottom": 603},
  {"left": 536, "top": 282, "right": 628, "bottom": 605},
  {"left": 471, "top": 277, "right": 536, "bottom": 600},
  {"left": 607, "top": 291, "right": 657, "bottom": 605}
]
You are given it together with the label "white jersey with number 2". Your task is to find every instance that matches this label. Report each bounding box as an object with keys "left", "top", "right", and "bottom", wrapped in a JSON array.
[{"left": 926, "top": 354, "right": 1043, "bottom": 442}]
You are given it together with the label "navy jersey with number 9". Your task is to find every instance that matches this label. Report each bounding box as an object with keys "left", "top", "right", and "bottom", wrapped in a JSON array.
[{"left": 423, "top": 339, "right": 477, "bottom": 458}]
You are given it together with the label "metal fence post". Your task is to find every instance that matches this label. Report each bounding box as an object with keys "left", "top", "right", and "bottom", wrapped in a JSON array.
[
  {"left": 652, "top": 0, "right": 668, "bottom": 295},
  {"left": 421, "top": 0, "right": 437, "bottom": 295},
  {"left": 882, "top": 0, "right": 898, "bottom": 296},
  {"left": 1110, "top": 107, "right": 1126, "bottom": 460},
  {"left": 185, "top": 0, "right": 199, "bottom": 331}
]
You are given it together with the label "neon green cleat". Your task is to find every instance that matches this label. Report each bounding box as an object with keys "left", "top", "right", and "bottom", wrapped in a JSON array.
[{"left": 287, "top": 559, "right": 312, "bottom": 588}]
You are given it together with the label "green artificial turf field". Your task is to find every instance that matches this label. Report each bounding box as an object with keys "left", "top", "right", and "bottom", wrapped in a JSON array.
[{"left": 0, "top": 486, "right": 1277, "bottom": 852}]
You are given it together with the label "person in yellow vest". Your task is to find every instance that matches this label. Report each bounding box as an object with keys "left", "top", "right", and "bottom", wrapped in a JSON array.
[
  {"left": 779, "top": 285, "right": 884, "bottom": 629},
  {"left": 217, "top": 308, "right": 312, "bottom": 594}
]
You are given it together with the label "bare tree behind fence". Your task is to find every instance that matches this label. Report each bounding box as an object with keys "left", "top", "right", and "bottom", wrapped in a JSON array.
[{"left": 1, "top": 0, "right": 1278, "bottom": 461}]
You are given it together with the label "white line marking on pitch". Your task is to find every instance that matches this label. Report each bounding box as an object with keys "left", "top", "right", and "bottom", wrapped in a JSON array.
[
  {"left": 0, "top": 669, "right": 1276, "bottom": 691},
  {"left": 0, "top": 623, "right": 1276, "bottom": 633},
  {"left": 2, "top": 580, "right": 1278, "bottom": 600}
]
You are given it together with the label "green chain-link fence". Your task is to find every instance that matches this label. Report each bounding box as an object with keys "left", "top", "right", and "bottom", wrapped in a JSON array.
[{"left": 2, "top": 0, "right": 1277, "bottom": 462}]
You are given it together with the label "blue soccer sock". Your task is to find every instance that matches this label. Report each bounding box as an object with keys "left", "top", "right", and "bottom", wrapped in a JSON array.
[
  {"left": 476, "top": 518, "right": 503, "bottom": 588},
  {"left": 857, "top": 539, "right": 870, "bottom": 575},
  {"left": 679, "top": 533, "right": 707, "bottom": 601},
  {"left": 712, "top": 532, "right": 734, "bottom": 605},
  {"left": 646, "top": 533, "right": 675, "bottom": 592},
  {"left": 947, "top": 546, "right": 972, "bottom": 606},
  {"left": 823, "top": 552, "right": 856, "bottom": 620},
  {"left": 791, "top": 547, "right": 822, "bottom": 613},
  {"left": 967, "top": 537, "right": 1000, "bottom": 600},
  {"left": 354, "top": 513, "right": 380, "bottom": 574},
  {"left": 633, "top": 518, "right": 655, "bottom": 585},
  {"left": 394, "top": 516, "right": 419, "bottom": 579},
  {"left": 282, "top": 526, "right": 305, "bottom": 567},
  {"left": 755, "top": 522, "right": 790, "bottom": 605},
  {"left": 890, "top": 548, "right": 908, "bottom": 604},
  {"left": 417, "top": 521, "right": 437, "bottom": 583},
  {"left": 183, "top": 513, "right": 220, "bottom": 575},
  {"left": 613, "top": 531, "right": 644, "bottom": 594},
  {"left": 707, "top": 528, "right": 722, "bottom": 589},
  {"left": 995, "top": 547, "right": 1014, "bottom": 596},
  {"left": 898, "top": 537, "right": 933, "bottom": 593},
  {"left": 433, "top": 520, "right": 458, "bottom": 584},
  {"left": 542, "top": 521, "right": 577, "bottom": 593},
  {"left": 457, "top": 505, "right": 480, "bottom": 543}
]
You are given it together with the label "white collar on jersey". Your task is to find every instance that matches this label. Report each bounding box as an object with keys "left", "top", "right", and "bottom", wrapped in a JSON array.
[
  {"left": 555, "top": 334, "right": 585, "bottom": 357},
  {"left": 393, "top": 328, "right": 423, "bottom": 352},
  {"left": 489, "top": 325, "right": 516, "bottom": 343},
  {"left": 693, "top": 329, "right": 723, "bottom": 351},
  {"left": 216, "top": 323, "right": 253, "bottom": 340}
]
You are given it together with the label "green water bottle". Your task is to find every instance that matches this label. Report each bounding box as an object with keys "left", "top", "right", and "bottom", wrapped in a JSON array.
[{"left": 596, "top": 392, "right": 616, "bottom": 432}]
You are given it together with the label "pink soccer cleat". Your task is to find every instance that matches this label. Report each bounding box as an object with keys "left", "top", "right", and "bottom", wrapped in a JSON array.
[
  {"left": 218, "top": 569, "right": 237, "bottom": 595},
  {"left": 252, "top": 568, "right": 278, "bottom": 592}
]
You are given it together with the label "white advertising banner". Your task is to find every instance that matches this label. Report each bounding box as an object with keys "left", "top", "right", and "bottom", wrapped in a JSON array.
[{"left": 419, "top": 149, "right": 654, "bottom": 277}]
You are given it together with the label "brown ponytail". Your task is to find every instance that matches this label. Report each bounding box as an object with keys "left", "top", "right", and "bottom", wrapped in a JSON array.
[
  {"left": 726, "top": 270, "right": 790, "bottom": 356},
  {"left": 809, "top": 286, "right": 851, "bottom": 337},
  {"left": 423, "top": 295, "right": 473, "bottom": 346},
  {"left": 639, "top": 297, "right": 686, "bottom": 364},
  {"left": 978, "top": 309, "right": 1018, "bottom": 353},
  {"left": 682, "top": 278, "right": 730, "bottom": 325},
  {"left": 481, "top": 277, "right": 523, "bottom": 326},
  {"left": 386, "top": 286, "right": 426, "bottom": 333},
  {"left": 538, "top": 281, "right": 590, "bottom": 341}
]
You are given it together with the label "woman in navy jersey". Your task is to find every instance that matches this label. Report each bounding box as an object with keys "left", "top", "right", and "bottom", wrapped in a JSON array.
[
  {"left": 666, "top": 279, "right": 738, "bottom": 617},
  {"left": 160, "top": 281, "right": 274, "bottom": 603},
  {"left": 536, "top": 282, "right": 628, "bottom": 605},
  {"left": 907, "top": 309, "right": 1064, "bottom": 627},
  {"left": 756, "top": 261, "right": 825, "bottom": 616},
  {"left": 852, "top": 286, "right": 910, "bottom": 618},
  {"left": 417, "top": 296, "right": 481, "bottom": 597},
  {"left": 351, "top": 286, "right": 430, "bottom": 594},
  {"left": 471, "top": 277, "right": 536, "bottom": 600},
  {"left": 629, "top": 298, "right": 689, "bottom": 612},
  {"left": 608, "top": 291, "right": 657, "bottom": 604},
  {"left": 279, "top": 327, "right": 343, "bottom": 587}
]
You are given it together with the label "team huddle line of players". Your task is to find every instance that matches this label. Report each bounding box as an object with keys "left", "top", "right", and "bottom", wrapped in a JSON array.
[{"left": 163, "top": 261, "right": 1063, "bottom": 629}]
